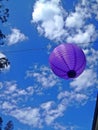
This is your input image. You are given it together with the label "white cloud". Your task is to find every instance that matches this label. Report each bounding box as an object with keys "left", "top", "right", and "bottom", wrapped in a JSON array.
[
  {"left": 0, "top": 79, "right": 65, "bottom": 127},
  {"left": 10, "top": 107, "right": 42, "bottom": 127},
  {"left": 58, "top": 90, "right": 88, "bottom": 106},
  {"left": 1, "top": 101, "right": 16, "bottom": 111},
  {"left": 92, "top": 3, "right": 98, "bottom": 20},
  {"left": 41, "top": 101, "right": 66, "bottom": 125},
  {"left": 26, "top": 65, "right": 61, "bottom": 88},
  {"left": 0, "top": 82, "right": 3, "bottom": 89},
  {"left": 69, "top": 47, "right": 98, "bottom": 94},
  {"left": 41, "top": 101, "right": 55, "bottom": 111},
  {"left": 65, "top": 11, "right": 84, "bottom": 28},
  {"left": 66, "top": 24, "right": 97, "bottom": 47},
  {"left": 53, "top": 123, "right": 78, "bottom": 130},
  {"left": 32, "top": 0, "right": 67, "bottom": 42},
  {"left": 32, "top": 0, "right": 62, "bottom": 22},
  {"left": 32, "top": 0, "right": 98, "bottom": 45},
  {"left": 0, "top": 78, "right": 95, "bottom": 128},
  {"left": 0, "top": 81, "right": 42, "bottom": 127},
  {"left": 2, "top": 100, "right": 65, "bottom": 128},
  {"left": 82, "top": 0, "right": 98, "bottom": 20},
  {"left": 7, "top": 28, "right": 28, "bottom": 45},
  {"left": 0, "top": 81, "right": 34, "bottom": 107},
  {"left": 84, "top": 48, "right": 98, "bottom": 68},
  {"left": 70, "top": 69, "right": 98, "bottom": 92},
  {"left": 0, "top": 83, "right": 65, "bottom": 127}
]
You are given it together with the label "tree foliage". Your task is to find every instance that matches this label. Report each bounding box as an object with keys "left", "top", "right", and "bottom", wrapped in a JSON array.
[
  {"left": 4, "top": 121, "right": 14, "bottom": 130},
  {"left": 0, "top": 0, "right": 9, "bottom": 45},
  {"left": 0, "top": 117, "right": 14, "bottom": 130},
  {"left": 0, "top": 117, "right": 3, "bottom": 130}
]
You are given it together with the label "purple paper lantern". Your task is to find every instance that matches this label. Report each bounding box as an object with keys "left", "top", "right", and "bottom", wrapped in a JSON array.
[{"left": 49, "top": 43, "right": 86, "bottom": 79}]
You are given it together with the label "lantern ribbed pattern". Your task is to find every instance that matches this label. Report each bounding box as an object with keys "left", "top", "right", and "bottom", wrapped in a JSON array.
[{"left": 49, "top": 43, "right": 86, "bottom": 79}]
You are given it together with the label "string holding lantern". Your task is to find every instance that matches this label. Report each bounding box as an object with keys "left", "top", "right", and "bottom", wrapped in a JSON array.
[{"left": 49, "top": 43, "right": 86, "bottom": 80}]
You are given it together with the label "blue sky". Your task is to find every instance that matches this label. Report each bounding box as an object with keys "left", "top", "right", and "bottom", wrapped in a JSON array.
[{"left": 0, "top": 0, "right": 98, "bottom": 130}]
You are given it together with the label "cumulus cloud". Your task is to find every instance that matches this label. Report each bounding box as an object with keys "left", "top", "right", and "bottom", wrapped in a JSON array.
[
  {"left": 69, "top": 47, "right": 98, "bottom": 94},
  {"left": 41, "top": 101, "right": 66, "bottom": 125},
  {"left": 32, "top": 0, "right": 67, "bottom": 42},
  {"left": 1, "top": 79, "right": 86, "bottom": 128},
  {"left": 0, "top": 81, "right": 42, "bottom": 127},
  {"left": 1, "top": 101, "right": 16, "bottom": 111},
  {"left": 0, "top": 81, "right": 34, "bottom": 109},
  {"left": 10, "top": 107, "right": 42, "bottom": 127},
  {"left": 0, "top": 80, "right": 65, "bottom": 127},
  {"left": 65, "top": 3, "right": 98, "bottom": 46},
  {"left": 65, "top": 11, "right": 84, "bottom": 28},
  {"left": 0, "top": 75, "right": 96, "bottom": 128},
  {"left": 32, "top": 0, "right": 98, "bottom": 45},
  {"left": 53, "top": 122, "right": 78, "bottom": 130},
  {"left": 84, "top": 48, "right": 98, "bottom": 68},
  {"left": 32, "top": 0, "right": 62, "bottom": 22},
  {"left": 80, "top": 0, "right": 98, "bottom": 20},
  {"left": 26, "top": 65, "right": 61, "bottom": 88},
  {"left": 58, "top": 90, "right": 88, "bottom": 106},
  {"left": 66, "top": 24, "right": 97, "bottom": 47},
  {"left": 7, "top": 28, "right": 28, "bottom": 45},
  {"left": 70, "top": 69, "right": 98, "bottom": 93},
  {"left": 69, "top": 47, "right": 98, "bottom": 96},
  {"left": 41, "top": 101, "right": 54, "bottom": 110},
  {"left": 2, "top": 100, "right": 65, "bottom": 128},
  {"left": 0, "top": 78, "right": 64, "bottom": 127}
]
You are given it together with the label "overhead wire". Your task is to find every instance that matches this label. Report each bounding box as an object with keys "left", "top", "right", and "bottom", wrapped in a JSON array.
[
  {"left": 0, "top": 44, "right": 57, "bottom": 54},
  {"left": 1, "top": 47, "right": 46, "bottom": 53},
  {"left": 0, "top": 41, "right": 95, "bottom": 54}
]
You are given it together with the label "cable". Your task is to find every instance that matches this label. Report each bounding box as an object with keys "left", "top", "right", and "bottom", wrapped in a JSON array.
[
  {"left": 1, "top": 47, "right": 46, "bottom": 53},
  {"left": 0, "top": 44, "right": 56, "bottom": 54},
  {"left": 0, "top": 42, "right": 95, "bottom": 54},
  {"left": 0, "top": 43, "right": 57, "bottom": 54}
]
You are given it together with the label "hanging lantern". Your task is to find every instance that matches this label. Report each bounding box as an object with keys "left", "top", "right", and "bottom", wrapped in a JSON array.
[
  {"left": 49, "top": 43, "right": 86, "bottom": 79},
  {"left": 0, "top": 52, "right": 10, "bottom": 71}
]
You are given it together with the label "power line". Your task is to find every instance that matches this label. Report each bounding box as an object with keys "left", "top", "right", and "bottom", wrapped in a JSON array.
[
  {"left": 0, "top": 45, "right": 55, "bottom": 54},
  {"left": 2, "top": 47, "right": 46, "bottom": 53},
  {"left": 0, "top": 43, "right": 57, "bottom": 54},
  {"left": 0, "top": 42, "right": 95, "bottom": 54}
]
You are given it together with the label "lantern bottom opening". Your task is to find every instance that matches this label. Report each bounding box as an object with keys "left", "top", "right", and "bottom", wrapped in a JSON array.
[{"left": 67, "top": 70, "right": 76, "bottom": 78}]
